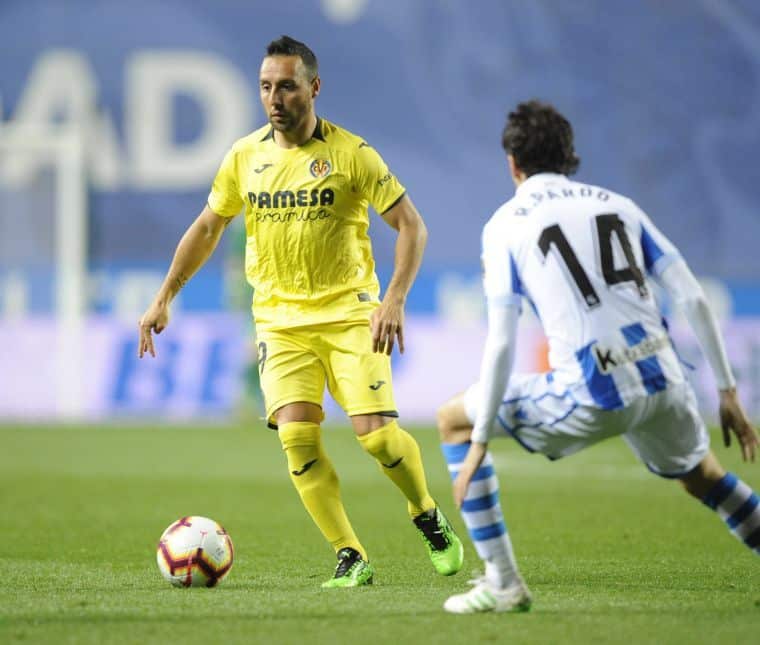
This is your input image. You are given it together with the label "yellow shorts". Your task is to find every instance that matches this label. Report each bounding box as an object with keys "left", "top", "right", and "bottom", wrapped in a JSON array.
[{"left": 255, "top": 322, "right": 397, "bottom": 425}]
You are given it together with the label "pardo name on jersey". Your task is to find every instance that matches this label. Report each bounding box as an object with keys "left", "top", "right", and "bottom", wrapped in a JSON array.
[{"left": 515, "top": 186, "right": 610, "bottom": 216}]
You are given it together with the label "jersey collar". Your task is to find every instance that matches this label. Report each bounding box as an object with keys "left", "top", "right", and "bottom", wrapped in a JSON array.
[
  {"left": 260, "top": 117, "right": 326, "bottom": 143},
  {"left": 516, "top": 172, "right": 569, "bottom": 195}
]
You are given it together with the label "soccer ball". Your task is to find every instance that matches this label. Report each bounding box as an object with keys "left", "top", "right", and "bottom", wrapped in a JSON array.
[{"left": 156, "top": 516, "right": 234, "bottom": 587}]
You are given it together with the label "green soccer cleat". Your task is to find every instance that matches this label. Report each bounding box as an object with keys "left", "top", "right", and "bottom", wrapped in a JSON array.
[
  {"left": 321, "top": 547, "right": 374, "bottom": 588},
  {"left": 413, "top": 506, "right": 464, "bottom": 576}
]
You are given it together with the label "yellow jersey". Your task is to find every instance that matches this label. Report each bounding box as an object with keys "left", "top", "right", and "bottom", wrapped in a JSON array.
[{"left": 208, "top": 118, "right": 406, "bottom": 331}]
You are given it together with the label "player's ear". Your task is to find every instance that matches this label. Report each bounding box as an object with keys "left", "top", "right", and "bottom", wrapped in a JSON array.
[
  {"left": 311, "top": 75, "right": 321, "bottom": 99},
  {"left": 507, "top": 154, "right": 517, "bottom": 176},
  {"left": 507, "top": 154, "right": 523, "bottom": 186}
]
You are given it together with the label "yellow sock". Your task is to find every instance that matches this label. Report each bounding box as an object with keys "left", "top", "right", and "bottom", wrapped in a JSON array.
[
  {"left": 357, "top": 420, "right": 436, "bottom": 517},
  {"left": 278, "top": 421, "right": 366, "bottom": 559}
]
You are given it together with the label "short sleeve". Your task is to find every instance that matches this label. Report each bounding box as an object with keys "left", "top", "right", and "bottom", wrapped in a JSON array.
[
  {"left": 207, "top": 147, "right": 244, "bottom": 217},
  {"left": 481, "top": 219, "right": 524, "bottom": 308},
  {"left": 353, "top": 142, "right": 406, "bottom": 214},
  {"left": 635, "top": 205, "right": 681, "bottom": 276}
]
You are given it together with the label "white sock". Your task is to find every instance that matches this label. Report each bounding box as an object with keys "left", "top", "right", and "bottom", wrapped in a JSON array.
[
  {"left": 442, "top": 442, "right": 522, "bottom": 588},
  {"left": 702, "top": 472, "right": 760, "bottom": 553}
]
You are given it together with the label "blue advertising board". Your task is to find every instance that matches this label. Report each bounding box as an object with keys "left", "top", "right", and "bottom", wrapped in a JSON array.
[{"left": 1, "top": 0, "right": 759, "bottom": 314}]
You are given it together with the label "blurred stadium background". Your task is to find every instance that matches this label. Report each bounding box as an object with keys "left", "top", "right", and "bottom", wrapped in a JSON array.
[{"left": 1, "top": 0, "right": 759, "bottom": 424}]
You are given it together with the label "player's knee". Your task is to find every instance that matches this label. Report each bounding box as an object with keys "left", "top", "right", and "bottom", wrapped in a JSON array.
[
  {"left": 436, "top": 406, "right": 453, "bottom": 442},
  {"left": 278, "top": 421, "right": 321, "bottom": 472},
  {"left": 356, "top": 419, "right": 401, "bottom": 463},
  {"left": 278, "top": 420, "right": 320, "bottom": 450},
  {"left": 436, "top": 399, "right": 465, "bottom": 444}
]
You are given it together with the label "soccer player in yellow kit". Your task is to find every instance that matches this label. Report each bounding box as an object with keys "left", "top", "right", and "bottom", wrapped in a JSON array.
[{"left": 138, "top": 35, "right": 463, "bottom": 587}]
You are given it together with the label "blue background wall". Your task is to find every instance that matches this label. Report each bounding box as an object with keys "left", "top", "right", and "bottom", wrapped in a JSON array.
[{"left": 1, "top": 0, "right": 758, "bottom": 313}]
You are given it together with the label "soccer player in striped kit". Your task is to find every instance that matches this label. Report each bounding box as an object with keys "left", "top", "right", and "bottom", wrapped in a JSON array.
[{"left": 437, "top": 100, "right": 759, "bottom": 614}]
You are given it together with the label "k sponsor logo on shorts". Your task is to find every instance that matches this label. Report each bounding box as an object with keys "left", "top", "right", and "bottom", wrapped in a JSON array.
[{"left": 592, "top": 333, "right": 671, "bottom": 374}]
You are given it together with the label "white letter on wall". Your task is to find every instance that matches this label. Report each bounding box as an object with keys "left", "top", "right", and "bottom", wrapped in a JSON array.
[
  {"left": 127, "top": 51, "right": 253, "bottom": 190},
  {"left": 10, "top": 50, "right": 122, "bottom": 188}
]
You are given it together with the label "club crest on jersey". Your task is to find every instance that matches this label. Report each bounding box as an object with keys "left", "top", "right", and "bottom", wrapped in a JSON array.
[{"left": 309, "top": 159, "right": 332, "bottom": 178}]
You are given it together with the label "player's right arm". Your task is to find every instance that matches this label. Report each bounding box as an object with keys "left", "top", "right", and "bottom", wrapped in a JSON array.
[
  {"left": 140, "top": 144, "right": 244, "bottom": 358},
  {"left": 640, "top": 208, "right": 758, "bottom": 461},
  {"left": 138, "top": 205, "right": 233, "bottom": 359}
]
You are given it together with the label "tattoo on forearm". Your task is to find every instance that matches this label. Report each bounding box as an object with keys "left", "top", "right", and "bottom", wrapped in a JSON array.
[{"left": 173, "top": 273, "right": 188, "bottom": 292}]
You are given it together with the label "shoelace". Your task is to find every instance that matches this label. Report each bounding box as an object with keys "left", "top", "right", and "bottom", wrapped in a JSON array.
[
  {"left": 333, "top": 548, "right": 360, "bottom": 578},
  {"left": 414, "top": 512, "right": 451, "bottom": 551}
]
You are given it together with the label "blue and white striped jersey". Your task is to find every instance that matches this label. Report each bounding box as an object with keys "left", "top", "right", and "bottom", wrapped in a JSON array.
[{"left": 482, "top": 172, "right": 685, "bottom": 409}]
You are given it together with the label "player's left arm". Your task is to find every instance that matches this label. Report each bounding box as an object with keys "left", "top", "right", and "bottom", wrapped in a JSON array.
[
  {"left": 657, "top": 259, "right": 758, "bottom": 461},
  {"left": 637, "top": 203, "right": 758, "bottom": 460},
  {"left": 373, "top": 195, "right": 428, "bottom": 355},
  {"left": 452, "top": 221, "right": 521, "bottom": 506}
]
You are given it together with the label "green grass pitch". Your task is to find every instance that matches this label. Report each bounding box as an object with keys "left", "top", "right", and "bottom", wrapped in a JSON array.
[{"left": 1, "top": 423, "right": 759, "bottom": 644}]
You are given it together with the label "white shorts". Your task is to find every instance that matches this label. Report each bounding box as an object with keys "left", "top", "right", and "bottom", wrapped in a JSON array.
[{"left": 463, "top": 373, "right": 709, "bottom": 477}]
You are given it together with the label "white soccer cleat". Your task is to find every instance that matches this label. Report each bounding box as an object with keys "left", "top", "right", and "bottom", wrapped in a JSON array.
[{"left": 443, "top": 578, "right": 532, "bottom": 614}]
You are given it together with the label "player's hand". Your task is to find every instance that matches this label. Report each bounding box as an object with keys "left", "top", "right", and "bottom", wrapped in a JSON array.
[
  {"left": 138, "top": 301, "right": 170, "bottom": 358},
  {"left": 452, "top": 441, "right": 488, "bottom": 508},
  {"left": 718, "top": 388, "right": 758, "bottom": 462},
  {"left": 370, "top": 296, "right": 405, "bottom": 355}
]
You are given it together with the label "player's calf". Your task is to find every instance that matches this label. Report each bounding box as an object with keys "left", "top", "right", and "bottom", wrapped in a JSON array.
[
  {"left": 278, "top": 421, "right": 368, "bottom": 565},
  {"left": 441, "top": 441, "right": 522, "bottom": 584},
  {"left": 356, "top": 419, "right": 436, "bottom": 515},
  {"left": 679, "top": 451, "right": 727, "bottom": 499},
  {"left": 684, "top": 453, "right": 760, "bottom": 554}
]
